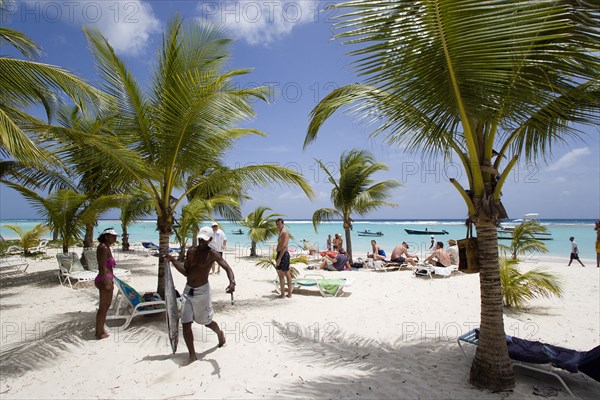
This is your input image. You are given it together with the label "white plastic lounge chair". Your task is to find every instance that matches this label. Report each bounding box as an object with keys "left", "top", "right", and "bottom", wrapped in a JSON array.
[
  {"left": 82, "top": 249, "right": 131, "bottom": 278},
  {"left": 106, "top": 277, "right": 166, "bottom": 330},
  {"left": 56, "top": 252, "right": 97, "bottom": 289},
  {"left": 458, "top": 328, "right": 600, "bottom": 397},
  {"left": 30, "top": 239, "right": 49, "bottom": 254},
  {"left": 413, "top": 263, "right": 459, "bottom": 279},
  {"left": 0, "top": 256, "right": 29, "bottom": 277},
  {"left": 274, "top": 273, "right": 352, "bottom": 297}
]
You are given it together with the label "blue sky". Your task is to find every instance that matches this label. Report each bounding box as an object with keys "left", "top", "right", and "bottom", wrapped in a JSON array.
[{"left": 1, "top": 0, "right": 598, "bottom": 220}]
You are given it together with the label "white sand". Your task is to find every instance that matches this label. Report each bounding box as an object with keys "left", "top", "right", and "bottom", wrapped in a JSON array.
[{"left": 1, "top": 248, "right": 599, "bottom": 399}]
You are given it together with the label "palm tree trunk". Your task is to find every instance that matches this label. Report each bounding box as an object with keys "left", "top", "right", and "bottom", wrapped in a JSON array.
[
  {"left": 250, "top": 241, "right": 257, "bottom": 257},
  {"left": 469, "top": 219, "right": 515, "bottom": 390},
  {"left": 121, "top": 225, "right": 130, "bottom": 251},
  {"left": 344, "top": 225, "right": 353, "bottom": 263},
  {"left": 83, "top": 222, "right": 94, "bottom": 249},
  {"left": 156, "top": 212, "right": 173, "bottom": 299}
]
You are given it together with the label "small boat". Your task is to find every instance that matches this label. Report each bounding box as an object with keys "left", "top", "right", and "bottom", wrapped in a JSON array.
[
  {"left": 404, "top": 229, "right": 449, "bottom": 235},
  {"left": 231, "top": 229, "right": 244, "bottom": 235},
  {"left": 357, "top": 230, "right": 384, "bottom": 237},
  {"left": 497, "top": 213, "right": 553, "bottom": 240}
]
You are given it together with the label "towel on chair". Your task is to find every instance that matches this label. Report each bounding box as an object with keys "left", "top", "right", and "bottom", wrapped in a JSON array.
[{"left": 318, "top": 279, "right": 341, "bottom": 295}]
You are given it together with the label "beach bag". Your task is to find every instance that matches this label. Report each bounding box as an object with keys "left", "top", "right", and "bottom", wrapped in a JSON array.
[
  {"left": 415, "top": 269, "right": 429, "bottom": 277},
  {"left": 352, "top": 262, "right": 363, "bottom": 269}
]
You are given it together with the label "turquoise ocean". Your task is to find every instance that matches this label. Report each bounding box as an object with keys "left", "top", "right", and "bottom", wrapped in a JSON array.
[{"left": 1, "top": 218, "right": 597, "bottom": 261}]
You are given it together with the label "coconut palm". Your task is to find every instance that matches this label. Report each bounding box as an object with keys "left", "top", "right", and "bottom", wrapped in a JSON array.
[
  {"left": 499, "top": 221, "right": 549, "bottom": 261},
  {"left": 304, "top": 0, "right": 599, "bottom": 390},
  {"left": 312, "top": 150, "right": 400, "bottom": 263},
  {"left": 34, "top": 18, "right": 314, "bottom": 296},
  {"left": 4, "top": 183, "right": 122, "bottom": 253},
  {"left": 499, "top": 258, "right": 563, "bottom": 308},
  {"left": 2, "top": 223, "right": 49, "bottom": 255},
  {"left": 175, "top": 195, "right": 241, "bottom": 259},
  {"left": 239, "top": 206, "right": 282, "bottom": 257},
  {"left": 118, "top": 192, "right": 154, "bottom": 251},
  {"left": 0, "top": 21, "right": 105, "bottom": 164},
  {"left": 255, "top": 253, "right": 301, "bottom": 279}
]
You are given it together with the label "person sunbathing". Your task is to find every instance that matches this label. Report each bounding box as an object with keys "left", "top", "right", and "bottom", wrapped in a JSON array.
[
  {"left": 366, "top": 240, "right": 387, "bottom": 261},
  {"left": 388, "top": 241, "right": 419, "bottom": 266},
  {"left": 424, "top": 241, "right": 451, "bottom": 268},
  {"left": 320, "top": 251, "right": 351, "bottom": 271}
]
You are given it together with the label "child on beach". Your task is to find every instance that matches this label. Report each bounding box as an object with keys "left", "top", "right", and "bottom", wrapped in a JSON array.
[{"left": 568, "top": 236, "right": 585, "bottom": 267}]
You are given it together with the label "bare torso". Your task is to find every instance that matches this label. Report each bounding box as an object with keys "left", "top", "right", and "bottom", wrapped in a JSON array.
[{"left": 184, "top": 247, "right": 223, "bottom": 287}]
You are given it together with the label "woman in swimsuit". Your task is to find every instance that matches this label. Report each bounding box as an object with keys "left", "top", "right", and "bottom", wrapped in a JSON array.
[{"left": 94, "top": 228, "right": 118, "bottom": 339}]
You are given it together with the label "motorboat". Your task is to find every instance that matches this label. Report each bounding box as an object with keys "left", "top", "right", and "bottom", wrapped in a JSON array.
[
  {"left": 357, "top": 230, "right": 384, "bottom": 237},
  {"left": 404, "top": 229, "right": 449, "bottom": 235},
  {"left": 231, "top": 229, "right": 244, "bottom": 235},
  {"left": 497, "top": 213, "right": 553, "bottom": 240}
]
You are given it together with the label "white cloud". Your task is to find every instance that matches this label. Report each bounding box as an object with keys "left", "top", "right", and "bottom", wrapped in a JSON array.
[
  {"left": 198, "top": 1, "right": 320, "bottom": 46},
  {"left": 546, "top": 147, "right": 591, "bottom": 172},
  {"left": 26, "top": 0, "right": 161, "bottom": 55},
  {"left": 553, "top": 176, "right": 567, "bottom": 184}
]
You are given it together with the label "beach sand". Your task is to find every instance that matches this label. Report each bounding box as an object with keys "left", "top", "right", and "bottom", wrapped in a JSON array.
[{"left": 1, "top": 247, "right": 599, "bottom": 399}]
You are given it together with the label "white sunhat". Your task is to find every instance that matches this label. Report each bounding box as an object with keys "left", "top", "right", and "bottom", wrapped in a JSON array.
[
  {"left": 103, "top": 228, "right": 119, "bottom": 236},
  {"left": 198, "top": 233, "right": 212, "bottom": 242},
  {"left": 200, "top": 226, "right": 212, "bottom": 235}
]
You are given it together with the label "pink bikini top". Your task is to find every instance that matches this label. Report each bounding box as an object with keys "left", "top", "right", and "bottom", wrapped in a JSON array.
[{"left": 106, "top": 257, "right": 116, "bottom": 269}]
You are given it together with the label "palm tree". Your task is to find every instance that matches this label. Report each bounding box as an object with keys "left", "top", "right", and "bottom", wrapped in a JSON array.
[
  {"left": 34, "top": 18, "right": 314, "bottom": 297},
  {"left": 118, "top": 192, "right": 154, "bottom": 251},
  {"left": 499, "top": 258, "right": 562, "bottom": 308},
  {"left": 499, "top": 221, "right": 549, "bottom": 261},
  {"left": 5, "top": 184, "right": 122, "bottom": 253},
  {"left": 312, "top": 150, "right": 400, "bottom": 263},
  {"left": 0, "top": 21, "right": 105, "bottom": 164},
  {"left": 239, "top": 206, "right": 282, "bottom": 257},
  {"left": 2, "top": 223, "right": 49, "bottom": 255},
  {"left": 304, "top": 1, "right": 599, "bottom": 390},
  {"left": 175, "top": 195, "right": 240, "bottom": 259}
]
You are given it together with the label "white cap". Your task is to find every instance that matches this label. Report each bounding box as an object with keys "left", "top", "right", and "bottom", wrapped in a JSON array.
[
  {"left": 103, "top": 228, "right": 119, "bottom": 236},
  {"left": 198, "top": 233, "right": 211, "bottom": 242},
  {"left": 430, "top": 235, "right": 434, "bottom": 238},
  {"left": 211, "top": 222, "right": 219, "bottom": 227},
  {"left": 200, "top": 226, "right": 212, "bottom": 235}
]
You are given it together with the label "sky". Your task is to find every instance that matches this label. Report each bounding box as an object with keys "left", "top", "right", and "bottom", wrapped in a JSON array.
[{"left": 1, "top": 0, "right": 599, "bottom": 220}]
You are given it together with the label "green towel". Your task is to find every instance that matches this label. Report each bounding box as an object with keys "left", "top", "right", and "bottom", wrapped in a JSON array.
[{"left": 318, "top": 279, "right": 342, "bottom": 295}]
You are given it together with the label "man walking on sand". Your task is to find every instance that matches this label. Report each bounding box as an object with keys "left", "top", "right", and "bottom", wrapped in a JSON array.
[
  {"left": 275, "top": 218, "right": 292, "bottom": 298},
  {"left": 568, "top": 236, "right": 585, "bottom": 267},
  {"left": 164, "top": 233, "right": 236, "bottom": 366}
]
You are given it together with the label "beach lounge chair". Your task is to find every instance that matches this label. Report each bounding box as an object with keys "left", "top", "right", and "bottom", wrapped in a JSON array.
[
  {"left": 413, "top": 263, "right": 459, "bottom": 279},
  {"left": 458, "top": 328, "right": 600, "bottom": 397},
  {"left": 82, "top": 249, "right": 131, "bottom": 278},
  {"left": 56, "top": 252, "right": 97, "bottom": 289},
  {"left": 30, "top": 239, "right": 49, "bottom": 254},
  {"left": 274, "top": 273, "right": 352, "bottom": 297},
  {"left": 106, "top": 277, "right": 166, "bottom": 330},
  {"left": 141, "top": 241, "right": 180, "bottom": 256},
  {"left": 0, "top": 256, "right": 29, "bottom": 277}
]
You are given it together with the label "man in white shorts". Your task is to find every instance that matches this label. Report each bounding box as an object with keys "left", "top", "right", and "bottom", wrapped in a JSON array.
[{"left": 164, "top": 233, "right": 235, "bottom": 366}]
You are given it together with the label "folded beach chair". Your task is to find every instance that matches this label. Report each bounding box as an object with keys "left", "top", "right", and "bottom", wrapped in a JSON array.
[
  {"left": 274, "top": 273, "right": 352, "bottom": 297},
  {"left": 106, "top": 277, "right": 166, "bottom": 330},
  {"left": 82, "top": 249, "right": 131, "bottom": 278},
  {"left": 0, "top": 256, "right": 29, "bottom": 277},
  {"left": 368, "top": 259, "right": 408, "bottom": 272},
  {"left": 458, "top": 328, "right": 600, "bottom": 397},
  {"left": 56, "top": 252, "right": 97, "bottom": 289}
]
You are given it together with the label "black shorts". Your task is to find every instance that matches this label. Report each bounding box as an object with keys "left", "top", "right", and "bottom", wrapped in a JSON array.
[
  {"left": 276, "top": 251, "right": 290, "bottom": 271},
  {"left": 570, "top": 252, "right": 579, "bottom": 260},
  {"left": 435, "top": 261, "right": 448, "bottom": 268},
  {"left": 391, "top": 257, "right": 406, "bottom": 263}
]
